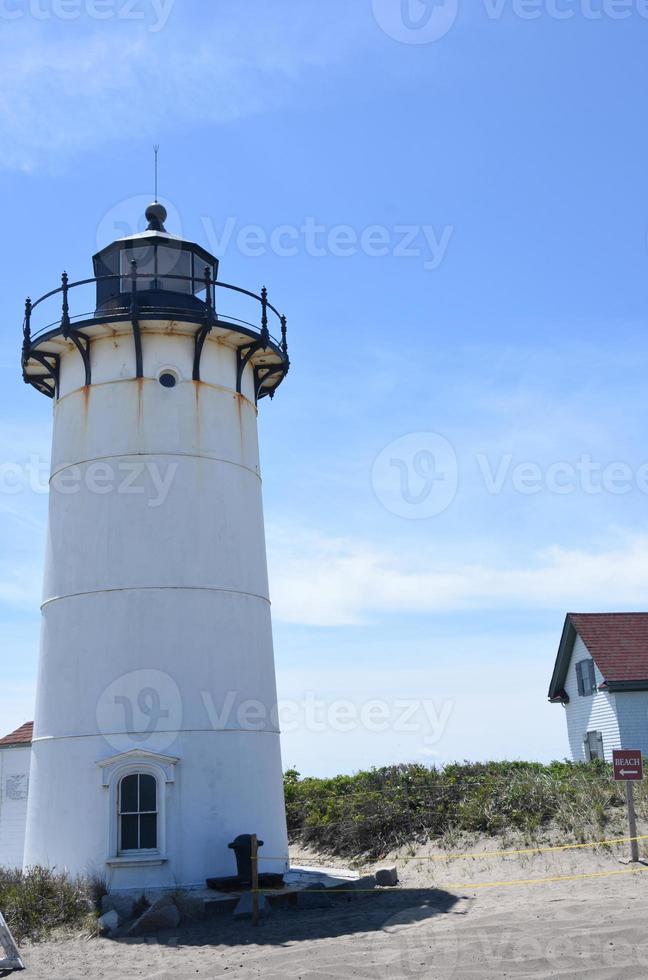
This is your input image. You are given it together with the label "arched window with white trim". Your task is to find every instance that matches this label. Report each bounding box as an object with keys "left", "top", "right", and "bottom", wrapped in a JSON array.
[
  {"left": 118, "top": 772, "right": 158, "bottom": 852},
  {"left": 99, "top": 750, "right": 178, "bottom": 867}
]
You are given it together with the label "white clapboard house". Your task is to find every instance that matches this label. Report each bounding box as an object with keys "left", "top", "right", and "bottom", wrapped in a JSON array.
[
  {"left": 548, "top": 613, "right": 648, "bottom": 762},
  {"left": 0, "top": 722, "right": 32, "bottom": 869}
]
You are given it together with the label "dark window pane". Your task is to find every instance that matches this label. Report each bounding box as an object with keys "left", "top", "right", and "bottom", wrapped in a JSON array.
[
  {"left": 121, "top": 814, "right": 139, "bottom": 851},
  {"left": 121, "top": 246, "right": 156, "bottom": 291},
  {"left": 140, "top": 814, "right": 157, "bottom": 850},
  {"left": 120, "top": 774, "right": 139, "bottom": 814},
  {"left": 139, "top": 774, "right": 157, "bottom": 813},
  {"left": 158, "top": 247, "right": 191, "bottom": 293}
]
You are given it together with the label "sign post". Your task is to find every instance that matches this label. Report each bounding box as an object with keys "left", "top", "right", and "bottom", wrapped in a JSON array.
[
  {"left": 0, "top": 912, "right": 24, "bottom": 971},
  {"left": 612, "top": 750, "right": 644, "bottom": 863},
  {"left": 250, "top": 834, "right": 260, "bottom": 927}
]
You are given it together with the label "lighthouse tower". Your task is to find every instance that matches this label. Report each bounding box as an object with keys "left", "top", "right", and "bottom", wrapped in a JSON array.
[{"left": 21, "top": 203, "right": 290, "bottom": 890}]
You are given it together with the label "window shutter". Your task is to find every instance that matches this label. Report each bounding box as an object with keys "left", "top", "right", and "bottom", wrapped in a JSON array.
[
  {"left": 576, "top": 661, "right": 585, "bottom": 696},
  {"left": 596, "top": 732, "right": 604, "bottom": 760},
  {"left": 588, "top": 660, "right": 597, "bottom": 694}
]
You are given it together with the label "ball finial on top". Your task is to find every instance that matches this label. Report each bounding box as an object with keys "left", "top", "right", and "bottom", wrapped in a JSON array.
[{"left": 145, "top": 202, "right": 168, "bottom": 232}]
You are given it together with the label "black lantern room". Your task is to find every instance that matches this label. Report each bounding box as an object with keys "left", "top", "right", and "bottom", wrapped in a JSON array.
[
  {"left": 93, "top": 203, "right": 219, "bottom": 315},
  {"left": 21, "top": 201, "right": 289, "bottom": 402}
]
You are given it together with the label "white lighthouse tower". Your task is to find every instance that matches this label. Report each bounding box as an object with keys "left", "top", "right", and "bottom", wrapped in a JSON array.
[{"left": 21, "top": 202, "right": 290, "bottom": 890}]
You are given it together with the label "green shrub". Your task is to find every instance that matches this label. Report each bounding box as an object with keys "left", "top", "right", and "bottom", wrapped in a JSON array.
[
  {"left": 284, "top": 760, "right": 638, "bottom": 858},
  {"left": 0, "top": 866, "right": 93, "bottom": 942}
]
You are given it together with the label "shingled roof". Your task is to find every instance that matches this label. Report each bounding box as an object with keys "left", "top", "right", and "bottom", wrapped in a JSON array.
[
  {"left": 0, "top": 721, "right": 33, "bottom": 747},
  {"left": 549, "top": 613, "right": 648, "bottom": 703}
]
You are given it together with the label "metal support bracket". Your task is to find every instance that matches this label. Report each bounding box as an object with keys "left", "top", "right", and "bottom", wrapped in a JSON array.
[
  {"left": 254, "top": 364, "right": 285, "bottom": 403},
  {"left": 193, "top": 266, "right": 216, "bottom": 382},
  {"left": 236, "top": 341, "right": 263, "bottom": 394},
  {"left": 29, "top": 351, "right": 60, "bottom": 399},
  {"left": 69, "top": 331, "right": 92, "bottom": 387}
]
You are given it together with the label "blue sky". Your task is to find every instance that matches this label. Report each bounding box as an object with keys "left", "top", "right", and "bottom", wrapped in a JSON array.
[{"left": 2, "top": 0, "right": 648, "bottom": 774}]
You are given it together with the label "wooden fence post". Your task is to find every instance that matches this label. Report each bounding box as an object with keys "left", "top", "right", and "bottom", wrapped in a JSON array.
[
  {"left": 251, "top": 834, "right": 260, "bottom": 927},
  {"left": 626, "top": 781, "right": 640, "bottom": 863}
]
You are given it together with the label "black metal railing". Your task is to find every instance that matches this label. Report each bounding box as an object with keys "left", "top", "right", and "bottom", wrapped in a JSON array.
[{"left": 22, "top": 267, "right": 289, "bottom": 359}]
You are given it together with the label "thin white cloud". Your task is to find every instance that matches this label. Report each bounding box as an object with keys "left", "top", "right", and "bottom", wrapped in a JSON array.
[
  {"left": 0, "top": 4, "right": 362, "bottom": 173},
  {"left": 267, "top": 524, "right": 648, "bottom": 626}
]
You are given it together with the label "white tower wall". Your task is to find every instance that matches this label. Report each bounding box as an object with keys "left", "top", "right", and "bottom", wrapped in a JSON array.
[{"left": 23, "top": 322, "right": 289, "bottom": 889}]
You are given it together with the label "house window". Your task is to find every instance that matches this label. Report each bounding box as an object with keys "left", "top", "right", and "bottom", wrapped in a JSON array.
[
  {"left": 576, "top": 659, "right": 597, "bottom": 697},
  {"left": 585, "top": 731, "right": 604, "bottom": 761},
  {"left": 118, "top": 773, "right": 158, "bottom": 852}
]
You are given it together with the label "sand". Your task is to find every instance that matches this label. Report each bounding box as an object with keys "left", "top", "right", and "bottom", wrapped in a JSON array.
[{"left": 15, "top": 834, "right": 648, "bottom": 979}]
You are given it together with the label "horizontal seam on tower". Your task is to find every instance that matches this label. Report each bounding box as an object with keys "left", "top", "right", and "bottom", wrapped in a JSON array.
[
  {"left": 41, "top": 586, "right": 271, "bottom": 610},
  {"left": 49, "top": 452, "right": 262, "bottom": 483},
  {"left": 31, "top": 729, "right": 282, "bottom": 743}
]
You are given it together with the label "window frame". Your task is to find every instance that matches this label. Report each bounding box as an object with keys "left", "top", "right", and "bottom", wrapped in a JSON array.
[
  {"left": 118, "top": 772, "right": 159, "bottom": 855},
  {"left": 576, "top": 658, "right": 598, "bottom": 697},
  {"left": 98, "top": 750, "right": 178, "bottom": 868},
  {"left": 584, "top": 730, "right": 604, "bottom": 761}
]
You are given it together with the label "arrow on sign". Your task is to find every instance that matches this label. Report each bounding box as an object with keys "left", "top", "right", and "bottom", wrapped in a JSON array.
[{"left": 620, "top": 769, "right": 639, "bottom": 777}]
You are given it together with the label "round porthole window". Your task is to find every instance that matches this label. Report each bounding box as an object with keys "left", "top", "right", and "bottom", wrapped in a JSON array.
[{"left": 158, "top": 371, "right": 178, "bottom": 389}]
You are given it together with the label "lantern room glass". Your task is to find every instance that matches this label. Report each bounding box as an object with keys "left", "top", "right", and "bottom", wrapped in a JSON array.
[{"left": 119, "top": 245, "right": 213, "bottom": 297}]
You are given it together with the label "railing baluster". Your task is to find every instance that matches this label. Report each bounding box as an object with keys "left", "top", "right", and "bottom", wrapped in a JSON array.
[
  {"left": 130, "top": 259, "right": 143, "bottom": 379},
  {"left": 204, "top": 266, "right": 214, "bottom": 330},
  {"left": 280, "top": 315, "right": 288, "bottom": 357},
  {"left": 22, "top": 297, "right": 32, "bottom": 364},
  {"left": 61, "top": 271, "right": 70, "bottom": 338},
  {"left": 130, "top": 260, "right": 138, "bottom": 313},
  {"left": 260, "top": 286, "right": 269, "bottom": 349}
]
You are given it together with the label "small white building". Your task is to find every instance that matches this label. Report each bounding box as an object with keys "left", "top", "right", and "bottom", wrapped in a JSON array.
[
  {"left": 0, "top": 723, "right": 32, "bottom": 869},
  {"left": 548, "top": 613, "right": 648, "bottom": 762}
]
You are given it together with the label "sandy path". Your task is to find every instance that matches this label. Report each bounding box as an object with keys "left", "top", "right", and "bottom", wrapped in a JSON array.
[{"left": 17, "top": 840, "right": 648, "bottom": 979}]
